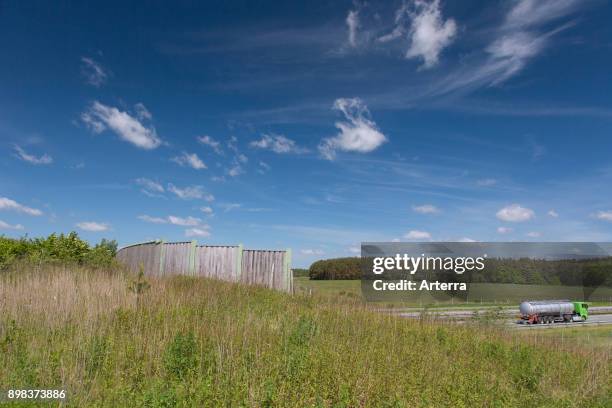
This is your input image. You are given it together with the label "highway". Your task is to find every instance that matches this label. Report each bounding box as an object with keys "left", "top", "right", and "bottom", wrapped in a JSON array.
[{"left": 387, "top": 306, "right": 612, "bottom": 328}]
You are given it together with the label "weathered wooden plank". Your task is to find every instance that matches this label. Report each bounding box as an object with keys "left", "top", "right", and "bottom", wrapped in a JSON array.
[{"left": 117, "top": 241, "right": 291, "bottom": 291}]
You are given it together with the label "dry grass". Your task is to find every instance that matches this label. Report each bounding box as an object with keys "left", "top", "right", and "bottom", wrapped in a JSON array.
[{"left": 0, "top": 265, "right": 610, "bottom": 407}]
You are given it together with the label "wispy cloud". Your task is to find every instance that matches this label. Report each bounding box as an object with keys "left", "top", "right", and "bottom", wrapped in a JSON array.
[
  {"left": 594, "top": 211, "right": 612, "bottom": 222},
  {"left": 13, "top": 144, "right": 53, "bottom": 165},
  {"left": 135, "top": 178, "right": 165, "bottom": 197},
  {"left": 412, "top": 204, "right": 440, "bottom": 214},
  {"left": 167, "top": 184, "right": 214, "bottom": 201},
  {"left": 134, "top": 103, "right": 152, "bottom": 120},
  {"left": 81, "top": 101, "right": 161, "bottom": 149},
  {"left": 257, "top": 161, "right": 271, "bottom": 174},
  {"left": 250, "top": 134, "right": 308, "bottom": 154},
  {"left": 0, "top": 220, "right": 24, "bottom": 230},
  {"left": 0, "top": 197, "right": 42, "bottom": 216},
  {"left": 477, "top": 178, "right": 497, "bottom": 187},
  {"left": 138, "top": 214, "right": 207, "bottom": 228},
  {"left": 185, "top": 227, "right": 211, "bottom": 237},
  {"left": 200, "top": 206, "right": 214, "bottom": 215},
  {"left": 319, "top": 98, "right": 386, "bottom": 160},
  {"left": 220, "top": 203, "right": 241, "bottom": 212},
  {"left": 171, "top": 152, "right": 207, "bottom": 170},
  {"left": 496, "top": 204, "right": 535, "bottom": 222},
  {"left": 167, "top": 215, "right": 202, "bottom": 226},
  {"left": 346, "top": 9, "right": 360, "bottom": 47},
  {"left": 497, "top": 226, "right": 513, "bottom": 234},
  {"left": 137, "top": 215, "right": 167, "bottom": 224},
  {"left": 404, "top": 229, "right": 432, "bottom": 240},
  {"left": 80, "top": 56, "right": 109, "bottom": 87},
  {"left": 197, "top": 135, "right": 223, "bottom": 154},
  {"left": 76, "top": 221, "right": 109, "bottom": 232},
  {"left": 435, "top": 0, "right": 580, "bottom": 93},
  {"left": 547, "top": 209, "right": 559, "bottom": 218},
  {"left": 301, "top": 248, "right": 325, "bottom": 255}
]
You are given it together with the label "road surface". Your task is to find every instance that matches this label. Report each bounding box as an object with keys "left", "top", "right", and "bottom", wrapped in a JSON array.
[{"left": 388, "top": 306, "right": 612, "bottom": 328}]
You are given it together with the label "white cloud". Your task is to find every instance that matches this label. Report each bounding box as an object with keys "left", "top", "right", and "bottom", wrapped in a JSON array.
[
  {"left": 458, "top": 237, "right": 476, "bottom": 242},
  {"left": 134, "top": 103, "right": 152, "bottom": 120},
  {"left": 346, "top": 9, "right": 359, "bottom": 47},
  {"left": 0, "top": 220, "right": 24, "bottom": 230},
  {"left": 477, "top": 178, "right": 497, "bottom": 187},
  {"left": 185, "top": 227, "right": 210, "bottom": 238},
  {"left": 81, "top": 101, "right": 161, "bottom": 149},
  {"left": 405, "top": 0, "right": 457, "bottom": 68},
  {"left": 138, "top": 214, "right": 204, "bottom": 227},
  {"left": 0, "top": 197, "right": 42, "bottom": 216},
  {"left": 13, "top": 145, "right": 53, "bottom": 165},
  {"left": 547, "top": 209, "right": 559, "bottom": 218},
  {"left": 171, "top": 152, "right": 207, "bottom": 170},
  {"left": 319, "top": 98, "right": 386, "bottom": 160},
  {"left": 135, "top": 178, "right": 165, "bottom": 197},
  {"left": 200, "top": 206, "right": 213, "bottom": 215},
  {"left": 497, "top": 226, "right": 513, "bottom": 234},
  {"left": 220, "top": 203, "right": 241, "bottom": 212},
  {"left": 301, "top": 248, "right": 325, "bottom": 255},
  {"left": 80, "top": 57, "right": 108, "bottom": 87},
  {"left": 76, "top": 221, "right": 109, "bottom": 232},
  {"left": 432, "top": 0, "right": 580, "bottom": 94},
  {"left": 595, "top": 211, "right": 612, "bottom": 222},
  {"left": 404, "top": 230, "right": 431, "bottom": 240},
  {"left": 412, "top": 204, "right": 439, "bottom": 214},
  {"left": 167, "top": 215, "right": 201, "bottom": 226},
  {"left": 258, "top": 161, "right": 271, "bottom": 174},
  {"left": 526, "top": 231, "right": 541, "bottom": 238},
  {"left": 250, "top": 134, "right": 307, "bottom": 154},
  {"left": 197, "top": 135, "right": 223, "bottom": 154},
  {"left": 137, "top": 215, "right": 167, "bottom": 224},
  {"left": 349, "top": 246, "right": 361, "bottom": 253},
  {"left": 228, "top": 164, "right": 244, "bottom": 177},
  {"left": 496, "top": 204, "right": 535, "bottom": 222},
  {"left": 167, "top": 184, "right": 214, "bottom": 201}
]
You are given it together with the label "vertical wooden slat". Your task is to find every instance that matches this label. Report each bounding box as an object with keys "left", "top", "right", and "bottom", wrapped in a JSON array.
[{"left": 117, "top": 241, "right": 292, "bottom": 292}]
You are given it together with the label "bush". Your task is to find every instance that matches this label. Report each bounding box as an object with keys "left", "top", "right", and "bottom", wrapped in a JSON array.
[
  {"left": 0, "top": 233, "right": 118, "bottom": 270},
  {"left": 309, "top": 257, "right": 361, "bottom": 280}
]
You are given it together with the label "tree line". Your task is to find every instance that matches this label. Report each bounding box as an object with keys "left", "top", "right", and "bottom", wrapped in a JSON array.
[{"left": 309, "top": 256, "right": 612, "bottom": 287}]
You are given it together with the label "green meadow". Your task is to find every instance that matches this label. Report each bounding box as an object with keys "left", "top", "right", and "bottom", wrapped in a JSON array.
[{"left": 0, "top": 267, "right": 610, "bottom": 407}]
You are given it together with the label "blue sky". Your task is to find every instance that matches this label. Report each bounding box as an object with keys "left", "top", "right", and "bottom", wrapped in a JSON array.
[{"left": 1, "top": 0, "right": 612, "bottom": 267}]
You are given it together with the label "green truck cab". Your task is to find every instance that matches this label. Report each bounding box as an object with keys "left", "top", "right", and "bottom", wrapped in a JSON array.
[{"left": 572, "top": 302, "right": 589, "bottom": 321}]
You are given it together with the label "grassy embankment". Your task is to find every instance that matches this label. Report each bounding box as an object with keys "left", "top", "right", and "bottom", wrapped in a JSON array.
[
  {"left": 294, "top": 277, "right": 612, "bottom": 307},
  {"left": 1, "top": 266, "right": 611, "bottom": 407}
]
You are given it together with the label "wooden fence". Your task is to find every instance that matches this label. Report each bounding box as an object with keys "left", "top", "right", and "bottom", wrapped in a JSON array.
[{"left": 116, "top": 240, "right": 292, "bottom": 292}]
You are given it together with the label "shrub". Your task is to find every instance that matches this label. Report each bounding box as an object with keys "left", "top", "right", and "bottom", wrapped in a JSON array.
[
  {"left": 0, "top": 233, "right": 118, "bottom": 270},
  {"left": 309, "top": 257, "right": 361, "bottom": 280}
]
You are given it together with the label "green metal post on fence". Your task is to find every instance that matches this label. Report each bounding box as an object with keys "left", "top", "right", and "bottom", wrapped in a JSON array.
[
  {"left": 189, "top": 240, "right": 197, "bottom": 276},
  {"left": 284, "top": 248, "right": 292, "bottom": 292},
  {"left": 235, "top": 244, "right": 243, "bottom": 281},
  {"left": 158, "top": 240, "right": 166, "bottom": 277}
]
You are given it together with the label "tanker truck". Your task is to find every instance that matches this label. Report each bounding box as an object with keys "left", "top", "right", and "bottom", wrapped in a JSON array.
[{"left": 519, "top": 300, "right": 589, "bottom": 324}]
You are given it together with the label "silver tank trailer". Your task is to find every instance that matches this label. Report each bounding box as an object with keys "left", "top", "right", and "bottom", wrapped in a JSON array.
[{"left": 519, "top": 300, "right": 574, "bottom": 316}]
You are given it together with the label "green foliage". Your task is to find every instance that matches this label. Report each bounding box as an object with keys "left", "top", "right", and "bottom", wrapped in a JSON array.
[
  {"left": 308, "top": 256, "right": 612, "bottom": 287},
  {"left": 0, "top": 233, "right": 118, "bottom": 270},
  {"left": 291, "top": 268, "right": 310, "bottom": 277},
  {"left": 0, "top": 269, "right": 610, "bottom": 407},
  {"left": 164, "top": 331, "right": 199, "bottom": 379},
  {"left": 309, "top": 257, "right": 362, "bottom": 280},
  {"left": 128, "top": 264, "right": 151, "bottom": 308}
]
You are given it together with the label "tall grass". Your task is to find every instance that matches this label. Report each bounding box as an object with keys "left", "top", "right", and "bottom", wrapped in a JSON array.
[{"left": 1, "top": 265, "right": 610, "bottom": 407}]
